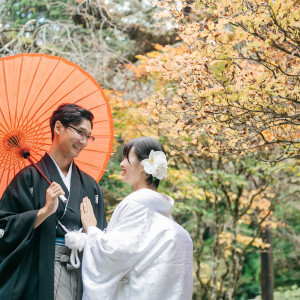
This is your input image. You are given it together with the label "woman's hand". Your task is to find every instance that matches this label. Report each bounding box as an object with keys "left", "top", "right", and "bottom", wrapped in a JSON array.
[{"left": 80, "top": 197, "right": 97, "bottom": 231}]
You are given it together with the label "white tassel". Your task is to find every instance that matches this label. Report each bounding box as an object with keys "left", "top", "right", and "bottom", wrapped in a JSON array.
[
  {"left": 58, "top": 221, "right": 86, "bottom": 269},
  {"left": 65, "top": 230, "right": 87, "bottom": 269},
  {"left": 70, "top": 248, "right": 80, "bottom": 269},
  {"left": 65, "top": 230, "right": 86, "bottom": 252}
]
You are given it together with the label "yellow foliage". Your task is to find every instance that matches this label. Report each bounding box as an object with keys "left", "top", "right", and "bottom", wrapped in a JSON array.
[
  {"left": 108, "top": 173, "right": 122, "bottom": 181},
  {"left": 132, "top": 0, "right": 300, "bottom": 159}
]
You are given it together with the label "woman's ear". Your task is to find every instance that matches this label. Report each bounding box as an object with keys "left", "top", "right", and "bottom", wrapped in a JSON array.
[{"left": 139, "top": 161, "right": 145, "bottom": 173}]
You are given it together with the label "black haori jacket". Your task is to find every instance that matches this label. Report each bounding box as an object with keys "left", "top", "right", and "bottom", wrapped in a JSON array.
[{"left": 0, "top": 153, "right": 107, "bottom": 300}]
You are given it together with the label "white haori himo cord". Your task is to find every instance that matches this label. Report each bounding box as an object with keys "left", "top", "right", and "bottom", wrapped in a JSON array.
[{"left": 58, "top": 221, "right": 87, "bottom": 269}]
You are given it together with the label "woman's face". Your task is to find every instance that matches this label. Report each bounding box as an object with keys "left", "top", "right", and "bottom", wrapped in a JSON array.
[{"left": 120, "top": 146, "right": 145, "bottom": 188}]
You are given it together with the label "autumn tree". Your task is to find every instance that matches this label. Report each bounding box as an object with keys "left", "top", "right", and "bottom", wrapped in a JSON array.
[
  {"left": 100, "top": 92, "right": 300, "bottom": 299},
  {"left": 178, "top": 156, "right": 293, "bottom": 299},
  {"left": 133, "top": 0, "right": 299, "bottom": 162},
  {"left": 121, "top": 1, "right": 300, "bottom": 297}
]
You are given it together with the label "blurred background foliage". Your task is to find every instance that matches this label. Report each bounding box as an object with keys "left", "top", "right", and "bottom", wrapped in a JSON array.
[{"left": 101, "top": 93, "right": 300, "bottom": 299}]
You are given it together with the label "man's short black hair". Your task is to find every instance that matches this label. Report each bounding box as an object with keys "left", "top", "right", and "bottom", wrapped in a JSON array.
[
  {"left": 50, "top": 103, "right": 94, "bottom": 141},
  {"left": 123, "top": 137, "right": 166, "bottom": 189}
]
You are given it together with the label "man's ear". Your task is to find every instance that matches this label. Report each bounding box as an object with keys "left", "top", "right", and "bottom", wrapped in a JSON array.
[{"left": 54, "top": 121, "right": 63, "bottom": 136}]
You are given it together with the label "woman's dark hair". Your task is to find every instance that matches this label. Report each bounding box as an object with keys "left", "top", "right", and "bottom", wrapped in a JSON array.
[
  {"left": 50, "top": 103, "right": 94, "bottom": 141},
  {"left": 123, "top": 137, "right": 166, "bottom": 189}
]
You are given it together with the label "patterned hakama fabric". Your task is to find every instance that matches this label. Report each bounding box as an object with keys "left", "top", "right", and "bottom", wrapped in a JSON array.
[{"left": 54, "top": 245, "right": 83, "bottom": 300}]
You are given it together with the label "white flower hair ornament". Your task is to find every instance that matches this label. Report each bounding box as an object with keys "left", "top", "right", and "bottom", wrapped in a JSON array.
[{"left": 141, "top": 150, "right": 168, "bottom": 180}]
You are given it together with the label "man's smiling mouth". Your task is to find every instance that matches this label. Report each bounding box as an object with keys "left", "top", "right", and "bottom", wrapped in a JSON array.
[{"left": 73, "top": 145, "right": 82, "bottom": 151}]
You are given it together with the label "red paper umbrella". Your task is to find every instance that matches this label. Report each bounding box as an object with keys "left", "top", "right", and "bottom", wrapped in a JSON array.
[{"left": 0, "top": 53, "right": 114, "bottom": 198}]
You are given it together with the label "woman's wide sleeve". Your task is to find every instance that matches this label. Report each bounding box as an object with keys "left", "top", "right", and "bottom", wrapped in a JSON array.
[{"left": 82, "top": 199, "right": 149, "bottom": 295}]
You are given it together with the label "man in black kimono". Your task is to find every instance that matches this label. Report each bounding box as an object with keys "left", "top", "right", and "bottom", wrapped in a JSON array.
[{"left": 0, "top": 104, "right": 107, "bottom": 300}]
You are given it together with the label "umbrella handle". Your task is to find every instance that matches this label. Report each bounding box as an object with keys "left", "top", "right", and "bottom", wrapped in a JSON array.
[{"left": 21, "top": 150, "right": 68, "bottom": 203}]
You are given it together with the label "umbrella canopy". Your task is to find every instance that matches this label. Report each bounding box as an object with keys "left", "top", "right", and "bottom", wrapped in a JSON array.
[{"left": 0, "top": 53, "right": 114, "bottom": 198}]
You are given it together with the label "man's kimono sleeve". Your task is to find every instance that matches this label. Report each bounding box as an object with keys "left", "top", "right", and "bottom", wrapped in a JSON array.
[{"left": 0, "top": 169, "right": 38, "bottom": 267}]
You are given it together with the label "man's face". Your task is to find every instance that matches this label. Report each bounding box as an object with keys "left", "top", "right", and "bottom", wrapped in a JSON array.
[{"left": 56, "top": 119, "right": 92, "bottom": 159}]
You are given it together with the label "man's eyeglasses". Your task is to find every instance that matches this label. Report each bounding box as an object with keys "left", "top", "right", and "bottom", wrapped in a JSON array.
[{"left": 66, "top": 124, "right": 95, "bottom": 142}]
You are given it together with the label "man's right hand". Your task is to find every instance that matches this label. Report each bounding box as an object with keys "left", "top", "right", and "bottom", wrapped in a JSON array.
[
  {"left": 44, "top": 182, "right": 65, "bottom": 215},
  {"left": 34, "top": 182, "right": 65, "bottom": 229}
]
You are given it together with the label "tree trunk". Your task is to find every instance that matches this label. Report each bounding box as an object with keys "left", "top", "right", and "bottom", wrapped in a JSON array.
[{"left": 261, "top": 227, "right": 274, "bottom": 300}]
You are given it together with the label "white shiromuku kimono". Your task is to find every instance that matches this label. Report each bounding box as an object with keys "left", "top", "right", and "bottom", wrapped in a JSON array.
[{"left": 82, "top": 188, "right": 193, "bottom": 300}]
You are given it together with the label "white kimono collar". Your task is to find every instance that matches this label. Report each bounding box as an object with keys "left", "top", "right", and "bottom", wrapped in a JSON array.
[
  {"left": 125, "top": 188, "right": 174, "bottom": 218},
  {"left": 47, "top": 153, "right": 73, "bottom": 192}
]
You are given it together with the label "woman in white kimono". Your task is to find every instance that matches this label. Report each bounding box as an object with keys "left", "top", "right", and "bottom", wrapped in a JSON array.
[{"left": 80, "top": 137, "right": 193, "bottom": 300}]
